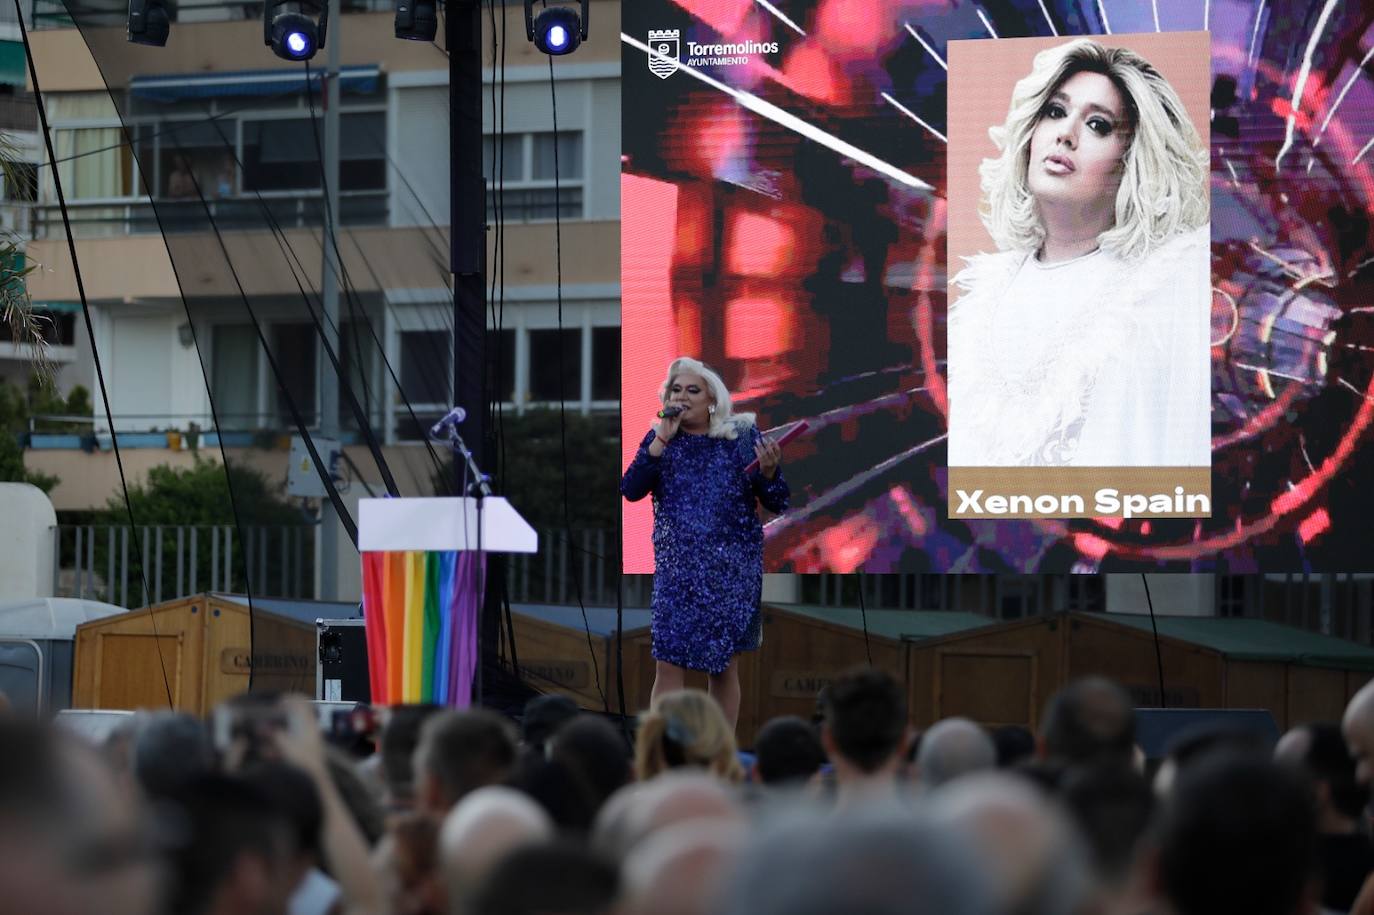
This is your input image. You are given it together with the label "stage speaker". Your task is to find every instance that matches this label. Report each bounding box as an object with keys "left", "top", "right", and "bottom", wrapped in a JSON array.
[
  {"left": 316, "top": 619, "right": 370, "bottom": 703},
  {"left": 1134, "top": 707, "right": 1279, "bottom": 761}
]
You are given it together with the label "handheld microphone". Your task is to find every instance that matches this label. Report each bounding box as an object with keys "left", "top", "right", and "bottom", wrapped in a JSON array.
[
  {"left": 656, "top": 405, "right": 685, "bottom": 419},
  {"left": 428, "top": 406, "right": 467, "bottom": 439}
]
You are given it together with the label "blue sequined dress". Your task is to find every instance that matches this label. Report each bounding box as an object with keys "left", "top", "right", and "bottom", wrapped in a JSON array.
[{"left": 620, "top": 424, "right": 790, "bottom": 675}]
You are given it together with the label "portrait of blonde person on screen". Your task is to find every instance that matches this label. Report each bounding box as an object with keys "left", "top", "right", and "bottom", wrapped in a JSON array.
[{"left": 947, "top": 39, "right": 1210, "bottom": 468}]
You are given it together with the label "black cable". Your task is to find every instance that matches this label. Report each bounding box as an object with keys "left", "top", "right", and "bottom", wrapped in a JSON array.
[
  {"left": 175, "top": 117, "right": 402, "bottom": 504},
  {"left": 613, "top": 500, "right": 629, "bottom": 743},
  {"left": 490, "top": 0, "right": 519, "bottom": 685},
  {"left": 855, "top": 573, "right": 873, "bottom": 666},
  {"left": 296, "top": 62, "right": 409, "bottom": 497},
  {"left": 210, "top": 77, "right": 448, "bottom": 495},
  {"left": 548, "top": 55, "right": 604, "bottom": 712},
  {"left": 189, "top": 99, "right": 452, "bottom": 483},
  {"left": 18, "top": 0, "right": 172, "bottom": 708},
  {"left": 57, "top": 14, "right": 275, "bottom": 687},
  {"left": 1141, "top": 573, "right": 1167, "bottom": 708},
  {"left": 168, "top": 133, "right": 359, "bottom": 546}
]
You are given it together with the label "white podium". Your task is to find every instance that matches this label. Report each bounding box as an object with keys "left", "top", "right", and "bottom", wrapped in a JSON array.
[{"left": 359, "top": 497, "right": 538, "bottom": 553}]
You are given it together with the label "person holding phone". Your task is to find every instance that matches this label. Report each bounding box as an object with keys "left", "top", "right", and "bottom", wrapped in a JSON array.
[{"left": 620, "top": 356, "right": 788, "bottom": 731}]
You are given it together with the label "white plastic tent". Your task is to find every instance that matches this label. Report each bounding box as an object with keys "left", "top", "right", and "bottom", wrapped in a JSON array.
[{"left": 0, "top": 597, "right": 126, "bottom": 640}]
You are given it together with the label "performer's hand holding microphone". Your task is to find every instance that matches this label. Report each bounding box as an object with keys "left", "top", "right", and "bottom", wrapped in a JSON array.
[{"left": 649, "top": 403, "right": 684, "bottom": 457}]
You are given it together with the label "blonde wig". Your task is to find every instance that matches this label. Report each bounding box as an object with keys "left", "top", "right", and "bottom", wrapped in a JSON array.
[
  {"left": 634, "top": 689, "right": 744, "bottom": 783},
  {"left": 659, "top": 356, "right": 755, "bottom": 440},
  {"left": 978, "top": 39, "right": 1208, "bottom": 261}
]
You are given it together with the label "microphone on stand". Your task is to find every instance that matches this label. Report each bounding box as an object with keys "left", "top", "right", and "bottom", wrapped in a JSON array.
[
  {"left": 428, "top": 406, "right": 467, "bottom": 440},
  {"left": 656, "top": 405, "right": 685, "bottom": 419}
]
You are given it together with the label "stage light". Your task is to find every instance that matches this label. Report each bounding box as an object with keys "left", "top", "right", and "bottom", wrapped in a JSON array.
[
  {"left": 264, "top": 0, "right": 327, "bottom": 62},
  {"left": 127, "top": 0, "right": 170, "bottom": 46},
  {"left": 523, "top": 0, "right": 588, "bottom": 57},
  {"left": 394, "top": 0, "right": 436, "bottom": 41}
]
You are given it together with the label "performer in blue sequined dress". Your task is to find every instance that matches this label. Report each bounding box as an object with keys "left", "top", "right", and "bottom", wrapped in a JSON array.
[{"left": 620, "top": 356, "right": 789, "bottom": 730}]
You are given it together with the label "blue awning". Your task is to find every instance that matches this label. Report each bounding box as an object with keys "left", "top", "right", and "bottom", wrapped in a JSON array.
[{"left": 129, "top": 66, "right": 381, "bottom": 103}]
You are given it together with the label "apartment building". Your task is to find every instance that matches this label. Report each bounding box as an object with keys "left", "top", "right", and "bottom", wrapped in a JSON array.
[{"left": 21, "top": 0, "right": 621, "bottom": 514}]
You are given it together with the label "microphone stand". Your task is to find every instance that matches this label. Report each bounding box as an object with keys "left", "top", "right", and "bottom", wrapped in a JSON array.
[{"left": 435, "top": 418, "right": 490, "bottom": 706}]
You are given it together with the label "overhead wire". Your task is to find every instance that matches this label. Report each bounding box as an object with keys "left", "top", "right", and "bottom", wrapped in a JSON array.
[
  {"left": 548, "top": 52, "right": 605, "bottom": 712},
  {"left": 19, "top": 0, "right": 173, "bottom": 706}
]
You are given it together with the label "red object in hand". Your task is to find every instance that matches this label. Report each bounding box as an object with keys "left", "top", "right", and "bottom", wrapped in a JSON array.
[{"left": 745, "top": 420, "right": 809, "bottom": 474}]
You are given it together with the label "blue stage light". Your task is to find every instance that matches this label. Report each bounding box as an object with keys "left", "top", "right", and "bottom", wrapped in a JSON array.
[
  {"left": 525, "top": 2, "right": 586, "bottom": 57},
  {"left": 265, "top": 3, "right": 323, "bottom": 61},
  {"left": 285, "top": 31, "right": 310, "bottom": 56}
]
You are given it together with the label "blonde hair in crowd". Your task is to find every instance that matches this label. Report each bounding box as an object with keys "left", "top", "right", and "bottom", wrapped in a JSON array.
[
  {"left": 634, "top": 689, "right": 743, "bottom": 783},
  {"left": 659, "top": 356, "right": 755, "bottom": 440},
  {"left": 978, "top": 39, "right": 1208, "bottom": 261}
]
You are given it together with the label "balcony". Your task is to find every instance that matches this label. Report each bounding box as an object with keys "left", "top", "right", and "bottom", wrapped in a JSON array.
[{"left": 34, "top": 190, "right": 389, "bottom": 239}]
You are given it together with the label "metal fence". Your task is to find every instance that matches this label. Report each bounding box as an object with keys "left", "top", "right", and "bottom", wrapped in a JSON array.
[
  {"left": 54, "top": 523, "right": 646, "bottom": 610},
  {"left": 507, "top": 529, "right": 652, "bottom": 609},
  {"left": 55, "top": 524, "right": 316, "bottom": 607},
  {"left": 34, "top": 191, "right": 389, "bottom": 240}
]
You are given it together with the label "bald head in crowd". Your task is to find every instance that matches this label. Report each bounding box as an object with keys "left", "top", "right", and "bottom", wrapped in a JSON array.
[
  {"left": 915, "top": 718, "right": 996, "bottom": 790},
  {"left": 721, "top": 805, "right": 996, "bottom": 915},
  {"left": 928, "top": 773, "right": 1093, "bottom": 915},
  {"left": 1039, "top": 677, "right": 1136, "bottom": 767},
  {"left": 621, "top": 819, "right": 747, "bottom": 915},
  {"left": 439, "top": 786, "right": 553, "bottom": 906},
  {"left": 593, "top": 772, "right": 743, "bottom": 863}
]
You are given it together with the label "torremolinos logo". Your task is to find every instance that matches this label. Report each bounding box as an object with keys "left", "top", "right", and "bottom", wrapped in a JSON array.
[
  {"left": 648, "top": 29, "right": 680, "bottom": 79},
  {"left": 647, "top": 29, "right": 779, "bottom": 79}
]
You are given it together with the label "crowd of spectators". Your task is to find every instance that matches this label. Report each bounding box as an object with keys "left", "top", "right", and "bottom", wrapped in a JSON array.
[{"left": 7, "top": 666, "right": 1374, "bottom": 915}]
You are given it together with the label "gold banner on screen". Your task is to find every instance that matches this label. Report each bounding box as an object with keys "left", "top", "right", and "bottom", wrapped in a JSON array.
[{"left": 947, "top": 467, "right": 1213, "bottom": 520}]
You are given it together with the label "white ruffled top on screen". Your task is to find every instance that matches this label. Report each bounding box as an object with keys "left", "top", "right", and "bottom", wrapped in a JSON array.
[{"left": 947, "top": 224, "right": 1211, "bottom": 467}]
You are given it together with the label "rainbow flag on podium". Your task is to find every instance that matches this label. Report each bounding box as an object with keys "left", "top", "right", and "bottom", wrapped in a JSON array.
[
  {"left": 358, "top": 494, "right": 535, "bottom": 708},
  {"left": 361, "top": 550, "right": 484, "bottom": 707}
]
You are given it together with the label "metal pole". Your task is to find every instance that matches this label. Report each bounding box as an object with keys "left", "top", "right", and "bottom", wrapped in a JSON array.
[
  {"left": 318, "top": 0, "right": 342, "bottom": 600},
  {"left": 74, "top": 526, "right": 83, "bottom": 599},
  {"left": 52, "top": 525, "right": 61, "bottom": 597}
]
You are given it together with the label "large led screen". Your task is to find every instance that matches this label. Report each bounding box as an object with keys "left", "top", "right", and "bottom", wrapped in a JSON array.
[{"left": 621, "top": 0, "right": 1374, "bottom": 574}]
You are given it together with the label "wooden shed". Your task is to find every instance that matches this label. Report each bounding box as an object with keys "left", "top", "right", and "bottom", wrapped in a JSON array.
[
  {"left": 503, "top": 602, "right": 651, "bottom": 712},
  {"left": 616, "top": 605, "right": 991, "bottom": 747},
  {"left": 71, "top": 593, "right": 348, "bottom": 715},
  {"left": 904, "top": 611, "right": 1374, "bottom": 732}
]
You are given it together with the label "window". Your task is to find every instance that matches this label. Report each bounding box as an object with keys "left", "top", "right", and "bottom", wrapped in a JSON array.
[
  {"left": 482, "top": 130, "right": 584, "bottom": 221},
  {"left": 531, "top": 131, "right": 582, "bottom": 180},
  {"left": 527, "top": 329, "right": 580, "bottom": 402},
  {"left": 54, "top": 128, "right": 135, "bottom": 200},
  {"left": 4, "top": 162, "right": 35, "bottom": 202},
  {"left": 400, "top": 330, "right": 449, "bottom": 406},
  {"left": 242, "top": 112, "right": 386, "bottom": 192},
  {"left": 337, "top": 321, "right": 380, "bottom": 431},
  {"left": 272, "top": 323, "right": 317, "bottom": 427},
  {"left": 488, "top": 328, "right": 515, "bottom": 403},
  {"left": 1064, "top": 576, "right": 1105, "bottom": 612},
  {"left": 590, "top": 327, "right": 619, "bottom": 401},
  {"left": 1, "top": 307, "right": 74, "bottom": 347},
  {"left": 1219, "top": 576, "right": 1249, "bottom": 617},
  {"left": 211, "top": 324, "right": 260, "bottom": 430},
  {"left": 152, "top": 120, "right": 236, "bottom": 199}
]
